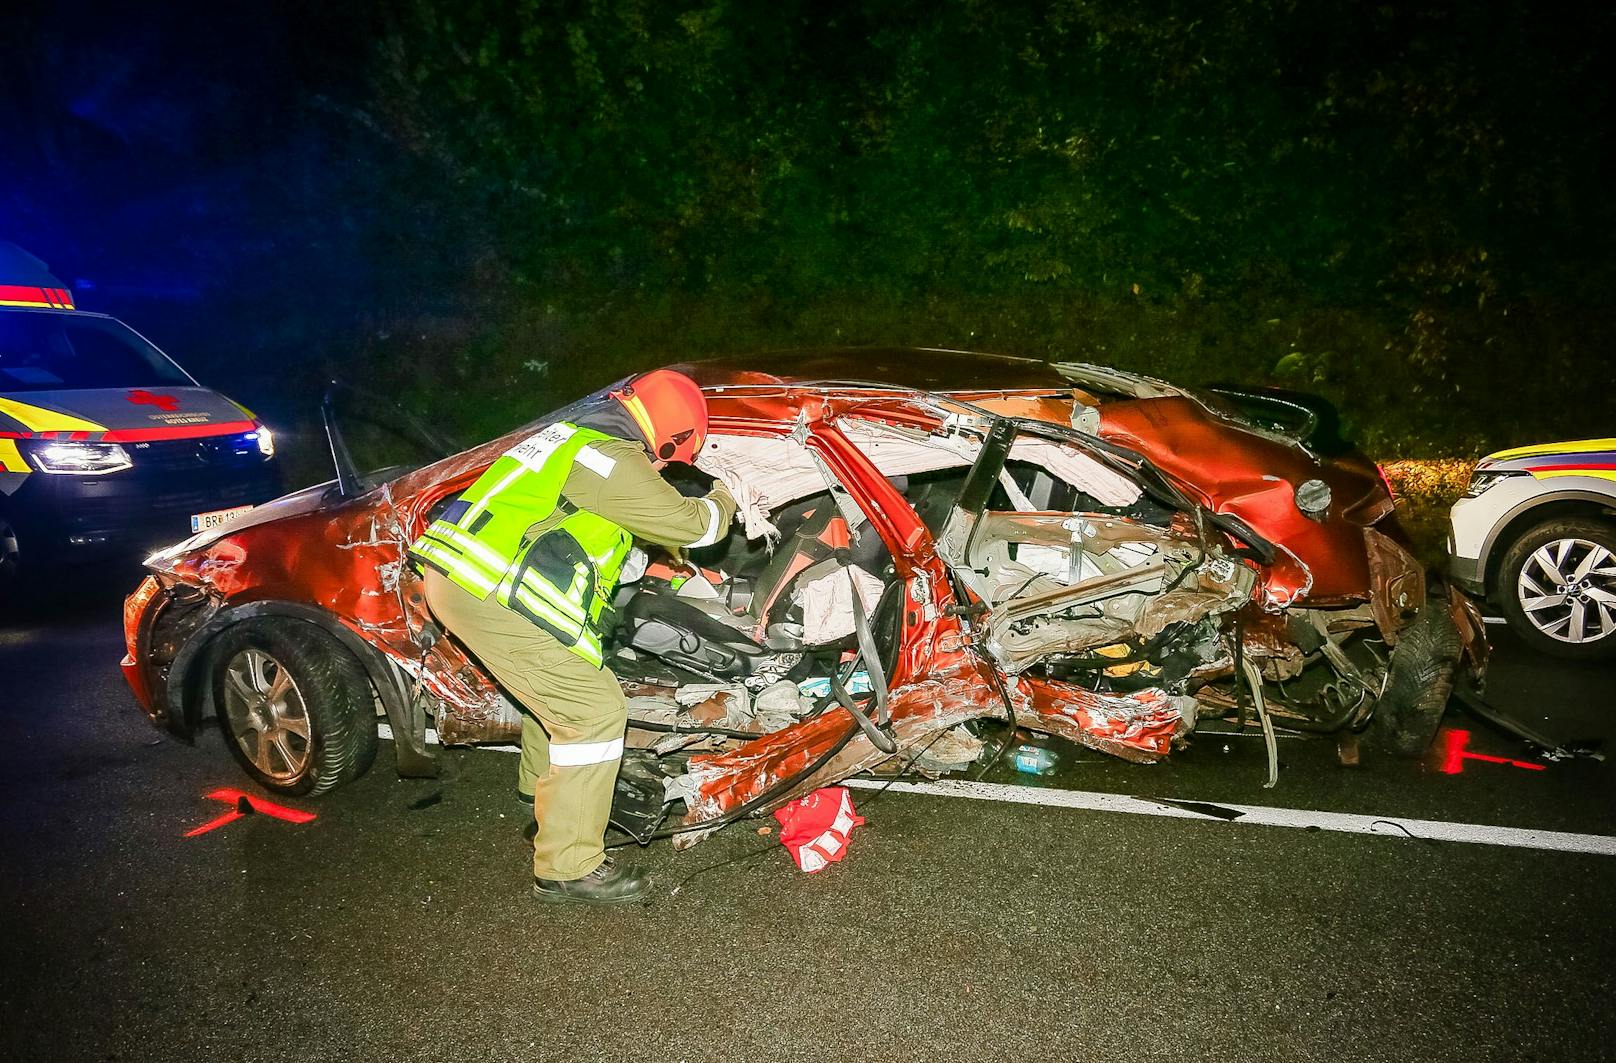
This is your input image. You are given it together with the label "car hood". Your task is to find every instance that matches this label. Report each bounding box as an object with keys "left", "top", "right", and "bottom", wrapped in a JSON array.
[
  {"left": 0, "top": 386, "right": 256, "bottom": 441},
  {"left": 145, "top": 477, "right": 340, "bottom": 569}
]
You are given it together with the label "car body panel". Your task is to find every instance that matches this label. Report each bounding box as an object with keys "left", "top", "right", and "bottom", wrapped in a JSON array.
[
  {"left": 125, "top": 349, "right": 1458, "bottom": 833},
  {"left": 685, "top": 350, "right": 1396, "bottom": 604},
  {"left": 1448, "top": 439, "right": 1616, "bottom": 597},
  {"left": 0, "top": 385, "right": 256, "bottom": 442},
  {"left": 1094, "top": 397, "right": 1390, "bottom": 603},
  {"left": 1481, "top": 437, "right": 1616, "bottom": 481}
]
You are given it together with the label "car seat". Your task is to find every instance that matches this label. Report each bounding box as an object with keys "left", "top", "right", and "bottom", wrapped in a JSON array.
[{"left": 616, "top": 499, "right": 889, "bottom": 680}]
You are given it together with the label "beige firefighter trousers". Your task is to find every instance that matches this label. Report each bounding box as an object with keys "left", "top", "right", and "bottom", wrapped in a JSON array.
[{"left": 423, "top": 568, "right": 627, "bottom": 881}]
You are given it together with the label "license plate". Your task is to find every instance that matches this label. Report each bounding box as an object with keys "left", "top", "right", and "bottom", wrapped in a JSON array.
[{"left": 191, "top": 505, "right": 254, "bottom": 533}]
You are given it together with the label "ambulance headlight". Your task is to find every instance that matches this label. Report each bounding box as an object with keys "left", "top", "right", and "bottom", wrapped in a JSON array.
[
  {"left": 27, "top": 441, "right": 134, "bottom": 475},
  {"left": 248, "top": 427, "right": 275, "bottom": 458}
]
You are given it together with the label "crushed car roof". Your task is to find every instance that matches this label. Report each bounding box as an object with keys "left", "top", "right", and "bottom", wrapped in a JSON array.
[{"left": 680, "top": 347, "right": 1074, "bottom": 393}]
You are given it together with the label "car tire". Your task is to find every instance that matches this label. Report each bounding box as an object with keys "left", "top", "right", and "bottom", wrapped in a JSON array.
[
  {"left": 1497, "top": 517, "right": 1616, "bottom": 660},
  {"left": 1372, "top": 599, "right": 1462, "bottom": 757},
  {"left": 209, "top": 618, "right": 378, "bottom": 796}
]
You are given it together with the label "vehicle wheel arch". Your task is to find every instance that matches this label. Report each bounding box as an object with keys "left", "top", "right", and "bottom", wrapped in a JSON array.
[
  {"left": 1482, "top": 494, "right": 1616, "bottom": 598},
  {"left": 169, "top": 599, "right": 436, "bottom": 779}
]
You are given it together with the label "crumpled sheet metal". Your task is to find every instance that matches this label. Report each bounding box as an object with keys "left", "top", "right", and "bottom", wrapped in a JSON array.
[
  {"left": 675, "top": 658, "right": 1183, "bottom": 833},
  {"left": 676, "top": 668, "right": 998, "bottom": 832},
  {"left": 1364, "top": 526, "right": 1425, "bottom": 645},
  {"left": 1015, "top": 674, "right": 1180, "bottom": 763}
]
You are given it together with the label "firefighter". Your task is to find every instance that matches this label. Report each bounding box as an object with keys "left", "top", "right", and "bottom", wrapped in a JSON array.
[{"left": 411, "top": 370, "right": 736, "bottom": 903}]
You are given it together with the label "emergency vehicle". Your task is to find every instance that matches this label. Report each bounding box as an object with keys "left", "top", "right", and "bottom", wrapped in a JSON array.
[{"left": 0, "top": 242, "right": 279, "bottom": 587}]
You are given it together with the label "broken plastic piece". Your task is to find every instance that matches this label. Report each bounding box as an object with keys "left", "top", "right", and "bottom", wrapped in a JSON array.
[
  {"left": 752, "top": 679, "right": 811, "bottom": 728},
  {"left": 772, "top": 786, "right": 865, "bottom": 873}
]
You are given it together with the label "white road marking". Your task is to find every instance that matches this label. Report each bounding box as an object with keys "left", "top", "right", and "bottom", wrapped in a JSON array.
[
  {"left": 380, "top": 723, "right": 1612, "bottom": 857},
  {"left": 1483, "top": 616, "right": 1509, "bottom": 626},
  {"left": 841, "top": 777, "right": 1616, "bottom": 857}
]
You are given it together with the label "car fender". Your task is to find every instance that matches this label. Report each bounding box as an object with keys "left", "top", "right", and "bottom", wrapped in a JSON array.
[
  {"left": 1477, "top": 486, "right": 1616, "bottom": 593},
  {"left": 165, "top": 597, "right": 437, "bottom": 778}
]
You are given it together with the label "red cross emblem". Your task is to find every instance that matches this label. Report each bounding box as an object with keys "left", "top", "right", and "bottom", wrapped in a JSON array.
[{"left": 128, "top": 389, "right": 180, "bottom": 412}]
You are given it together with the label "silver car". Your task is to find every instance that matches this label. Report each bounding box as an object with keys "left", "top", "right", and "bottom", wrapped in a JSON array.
[{"left": 1449, "top": 438, "right": 1616, "bottom": 658}]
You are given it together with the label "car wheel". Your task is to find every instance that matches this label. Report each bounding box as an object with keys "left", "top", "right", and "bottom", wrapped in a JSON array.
[
  {"left": 209, "top": 618, "right": 378, "bottom": 796},
  {"left": 1372, "top": 598, "right": 1462, "bottom": 757},
  {"left": 1498, "top": 517, "right": 1616, "bottom": 660}
]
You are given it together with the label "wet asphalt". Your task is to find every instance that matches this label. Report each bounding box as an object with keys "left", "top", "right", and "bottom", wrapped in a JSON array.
[{"left": 1, "top": 563, "right": 1613, "bottom": 1062}]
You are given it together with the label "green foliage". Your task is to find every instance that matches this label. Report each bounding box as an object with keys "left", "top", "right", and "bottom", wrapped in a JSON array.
[
  {"left": 339, "top": 2, "right": 1616, "bottom": 453},
  {"left": 1382, "top": 458, "right": 1477, "bottom": 567}
]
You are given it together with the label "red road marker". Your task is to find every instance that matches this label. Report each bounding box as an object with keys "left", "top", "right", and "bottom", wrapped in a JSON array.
[
  {"left": 184, "top": 787, "right": 317, "bottom": 837},
  {"left": 1438, "top": 728, "right": 1548, "bottom": 775}
]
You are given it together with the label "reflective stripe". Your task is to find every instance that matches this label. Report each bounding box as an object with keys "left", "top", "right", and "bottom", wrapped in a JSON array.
[
  {"left": 510, "top": 587, "right": 602, "bottom": 665},
  {"left": 687, "top": 496, "right": 724, "bottom": 548},
  {"left": 413, "top": 540, "right": 498, "bottom": 593},
  {"left": 519, "top": 568, "right": 589, "bottom": 622},
  {"left": 460, "top": 463, "right": 527, "bottom": 527},
  {"left": 618, "top": 393, "right": 657, "bottom": 445},
  {"left": 579, "top": 627, "right": 607, "bottom": 661},
  {"left": 417, "top": 544, "right": 498, "bottom": 594},
  {"left": 0, "top": 396, "right": 106, "bottom": 434},
  {"left": 512, "top": 586, "right": 585, "bottom": 637},
  {"left": 548, "top": 737, "right": 624, "bottom": 766},
  {"left": 418, "top": 527, "right": 505, "bottom": 584},
  {"left": 797, "top": 845, "right": 830, "bottom": 873},
  {"left": 575, "top": 444, "right": 617, "bottom": 479},
  {"left": 437, "top": 524, "right": 513, "bottom": 572},
  {"left": 0, "top": 438, "right": 30, "bottom": 473}
]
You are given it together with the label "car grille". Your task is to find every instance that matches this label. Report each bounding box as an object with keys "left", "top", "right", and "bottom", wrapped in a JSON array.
[
  {"left": 71, "top": 480, "right": 268, "bottom": 526},
  {"left": 59, "top": 450, "right": 279, "bottom": 538},
  {"left": 127, "top": 433, "right": 264, "bottom": 474}
]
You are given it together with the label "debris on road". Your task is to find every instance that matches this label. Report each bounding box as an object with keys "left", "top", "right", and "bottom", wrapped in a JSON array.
[
  {"left": 773, "top": 786, "right": 865, "bottom": 872},
  {"left": 1012, "top": 743, "right": 1059, "bottom": 776}
]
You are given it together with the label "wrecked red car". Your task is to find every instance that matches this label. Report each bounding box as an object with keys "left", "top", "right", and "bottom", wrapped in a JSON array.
[{"left": 121, "top": 349, "right": 1484, "bottom": 841}]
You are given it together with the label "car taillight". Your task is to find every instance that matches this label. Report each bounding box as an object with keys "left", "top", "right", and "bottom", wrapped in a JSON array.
[
  {"left": 124, "top": 576, "right": 161, "bottom": 654},
  {"left": 1376, "top": 464, "right": 1397, "bottom": 500}
]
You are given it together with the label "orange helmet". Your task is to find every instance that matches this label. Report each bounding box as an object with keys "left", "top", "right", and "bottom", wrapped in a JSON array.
[{"left": 610, "top": 369, "right": 708, "bottom": 465}]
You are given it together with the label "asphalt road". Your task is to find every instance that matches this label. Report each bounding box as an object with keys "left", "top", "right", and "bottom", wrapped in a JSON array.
[{"left": 2, "top": 563, "right": 1614, "bottom": 1062}]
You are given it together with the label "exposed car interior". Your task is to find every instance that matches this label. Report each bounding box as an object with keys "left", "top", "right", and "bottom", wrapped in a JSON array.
[
  {"left": 602, "top": 416, "right": 1232, "bottom": 733},
  {"left": 610, "top": 472, "right": 901, "bottom": 691}
]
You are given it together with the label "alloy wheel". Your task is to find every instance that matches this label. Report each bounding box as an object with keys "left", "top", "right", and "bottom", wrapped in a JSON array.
[
  {"left": 220, "top": 647, "right": 313, "bottom": 781},
  {"left": 1515, "top": 537, "right": 1616, "bottom": 644}
]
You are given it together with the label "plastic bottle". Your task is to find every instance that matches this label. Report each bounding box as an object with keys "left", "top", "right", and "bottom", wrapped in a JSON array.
[{"left": 1012, "top": 744, "right": 1058, "bottom": 776}]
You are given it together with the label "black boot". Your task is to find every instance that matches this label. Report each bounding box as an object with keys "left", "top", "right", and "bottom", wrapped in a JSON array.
[{"left": 533, "top": 856, "right": 648, "bottom": 904}]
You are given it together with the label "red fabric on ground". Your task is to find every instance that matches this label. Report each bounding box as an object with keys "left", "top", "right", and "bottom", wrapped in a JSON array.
[{"left": 772, "top": 786, "right": 865, "bottom": 873}]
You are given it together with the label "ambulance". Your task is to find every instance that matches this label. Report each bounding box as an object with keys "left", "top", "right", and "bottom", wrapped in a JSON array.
[{"left": 0, "top": 243, "right": 279, "bottom": 587}]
